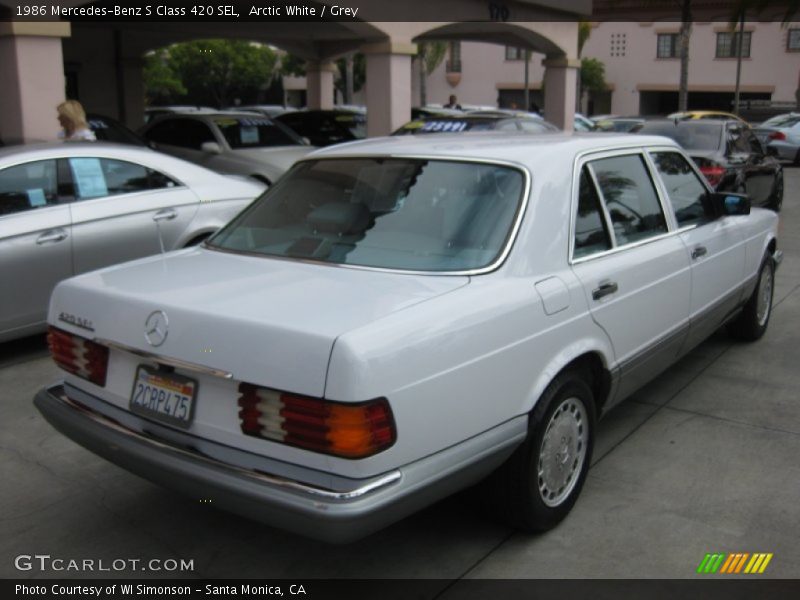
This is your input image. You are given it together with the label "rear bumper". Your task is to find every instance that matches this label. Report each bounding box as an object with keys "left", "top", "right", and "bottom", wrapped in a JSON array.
[{"left": 34, "top": 383, "right": 524, "bottom": 543}]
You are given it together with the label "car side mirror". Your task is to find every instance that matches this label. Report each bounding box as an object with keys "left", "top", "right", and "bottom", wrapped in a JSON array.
[
  {"left": 201, "top": 141, "right": 222, "bottom": 154},
  {"left": 708, "top": 191, "right": 750, "bottom": 217},
  {"left": 302, "top": 137, "right": 311, "bottom": 145}
]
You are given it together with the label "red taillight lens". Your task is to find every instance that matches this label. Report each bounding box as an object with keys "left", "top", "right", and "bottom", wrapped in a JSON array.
[
  {"left": 237, "top": 383, "right": 396, "bottom": 458},
  {"left": 698, "top": 163, "right": 726, "bottom": 188},
  {"left": 47, "top": 326, "right": 109, "bottom": 387},
  {"left": 768, "top": 131, "right": 786, "bottom": 141}
]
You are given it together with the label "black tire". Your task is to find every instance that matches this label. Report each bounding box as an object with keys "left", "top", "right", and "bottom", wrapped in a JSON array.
[
  {"left": 767, "top": 173, "right": 783, "bottom": 212},
  {"left": 482, "top": 369, "right": 596, "bottom": 532},
  {"left": 794, "top": 148, "right": 800, "bottom": 167},
  {"left": 728, "top": 255, "right": 775, "bottom": 341}
]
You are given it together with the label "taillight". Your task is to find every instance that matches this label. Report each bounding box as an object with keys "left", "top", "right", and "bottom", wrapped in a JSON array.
[
  {"left": 47, "top": 326, "right": 109, "bottom": 387},
  {"left": 237, "top": 383, "right": 396, "bottom": 458},
  {"left": 695, "top": 159, "right": 726, "bottom": 188},
  {"left": 768, "top": 131, "right": 786, "bottom": 141}
]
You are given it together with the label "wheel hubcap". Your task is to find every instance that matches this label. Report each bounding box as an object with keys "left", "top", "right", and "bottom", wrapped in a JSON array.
[
  {"left": 538, "top": 397, "right": 588, "bottom": 507},
  {"left": 756, "top": 265, "right": 773, "bottom": 327}
]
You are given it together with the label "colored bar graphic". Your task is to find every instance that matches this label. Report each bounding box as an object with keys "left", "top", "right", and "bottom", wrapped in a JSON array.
[
  {"left": 711, "top": 554, "right": 726, "bottom": 573},
  {"left": 698, "top": 552, "right": 773, "bottom": 575},
  {"left": 734, "top": 553, "right": 749, "bottom": 573},
  {"left": 744, "top": 554, "right": 760, "bottom": 574},
  {"left": 719, "top": 554, "right": 736, "bottom": 574},
  {"left": 697, "top": 554, "right": 713, "bottom": 574},
  {"left": 759, "top": 554, "right": 773, "bottom": 573}
]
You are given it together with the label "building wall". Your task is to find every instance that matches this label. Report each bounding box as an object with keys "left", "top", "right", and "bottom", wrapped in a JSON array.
[{"left": 423, "top": 21, "right": 800, "bottom": 115}]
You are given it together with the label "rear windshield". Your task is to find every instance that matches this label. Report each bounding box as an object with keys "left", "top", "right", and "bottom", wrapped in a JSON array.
[
  {"left": 213, "top": 117, "right": 303, "bottom": 148},
  {"left": 635, "top": 122, "right": 722, "bottom": 151},
  {"left": 208, "top": 158, "right": 525, "bottom": 272}
]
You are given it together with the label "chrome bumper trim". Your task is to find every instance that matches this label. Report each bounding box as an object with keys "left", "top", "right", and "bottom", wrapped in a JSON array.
[
  {"left": 95, "top": 338, "right": 234, "bottom": 380},
  {"left": 50, "top": 386, "right": 401, "bottom": 501}
]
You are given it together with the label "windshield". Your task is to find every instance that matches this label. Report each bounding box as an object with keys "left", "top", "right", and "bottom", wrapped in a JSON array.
[
  {"left": 208, "top": 158, "right": 525, "bottom": 272},
  {"left": 213, "top": 117, "right": 303, "bottom": 148},
  {"left": 322, "top": 113, "right": 367, "bottom": 139},
  {"left": 636, "top": 122, "right": 722, "bottom": 151}
]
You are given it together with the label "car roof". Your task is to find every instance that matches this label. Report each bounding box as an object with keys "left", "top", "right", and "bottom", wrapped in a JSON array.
[
  {"left": 0, "top": 142, "right": 231, "bottom": 182},
  {"left": 304, "top": 132, "right": 681, "bottom": 165},
  {"left": 667, "top": 110, "right": 746, "bottom": 122}
]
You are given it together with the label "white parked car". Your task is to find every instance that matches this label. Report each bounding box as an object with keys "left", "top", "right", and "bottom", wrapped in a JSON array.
[
  {"left": 0, "top": 142, "right": 264, "bottom": 342},
  {"left": 139, "top": 112, "right": 314, "bottom": 185},
  {"left": 35, "top": 133, "right": 782, "bottom": 542}
]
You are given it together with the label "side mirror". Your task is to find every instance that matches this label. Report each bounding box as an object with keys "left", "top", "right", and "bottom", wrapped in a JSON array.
[
  {"left": 201, "top": 141, "right": 222, "bottom": 154},
  {"left": 708, "top": 191, "right": 750, "bottom": 217},
  {"left": 301, "top": 137, "right": 311, "bottom": 145}
]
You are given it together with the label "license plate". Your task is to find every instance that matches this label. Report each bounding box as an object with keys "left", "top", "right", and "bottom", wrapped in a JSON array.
[{"left": 129, "top": 366, "right": 197, "bottom": 429}]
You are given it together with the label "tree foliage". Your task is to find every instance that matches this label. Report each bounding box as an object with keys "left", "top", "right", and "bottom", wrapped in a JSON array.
[
  {"left": 335, "top": 53, "right": 366, "bottom": 96},
  {"left": 143, "top": 39, "right": 279, "bottom": 107},
  {"left": 581, "top": 57, "right": 607, "bottom": 93},
  {"left": 280, "top": 53, "right": 307, "bottom": 78},
  {"left": 143, "top": 49, "right": 186, "bottom": 105},
  {"left": 416, "top": 41, "right": 448, "bottom": 106}
]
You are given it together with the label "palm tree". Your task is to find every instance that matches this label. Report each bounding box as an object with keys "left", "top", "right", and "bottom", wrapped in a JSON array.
[{"left": 416, "top": 42, "right": 447, "bottom": 107}]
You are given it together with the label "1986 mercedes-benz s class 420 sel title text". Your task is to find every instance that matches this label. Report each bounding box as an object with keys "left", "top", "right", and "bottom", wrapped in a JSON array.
[{"left": 35, "top": 133, "right": 782, "bottom": 542}]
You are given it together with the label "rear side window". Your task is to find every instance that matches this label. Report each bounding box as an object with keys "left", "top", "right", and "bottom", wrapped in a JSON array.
[
  {"left": 587, "top": 154, "right": 667, "bottom": 246},
  {"left": 67, "top": 158, "right": 178, "bottom": 200},
  {"left": 650, "top": 152, "right": 709, "bottom": 227},
  {"left": 574, "top": 167, "right": 611, "bottom": 258},
  {"left": 0, "top": 160, "right": 58, "bottom": 216}
]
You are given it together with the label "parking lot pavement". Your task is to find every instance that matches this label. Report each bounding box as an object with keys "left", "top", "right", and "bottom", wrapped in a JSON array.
[{"left": 1, "top": 168, "right": 799, "bottom": 580}]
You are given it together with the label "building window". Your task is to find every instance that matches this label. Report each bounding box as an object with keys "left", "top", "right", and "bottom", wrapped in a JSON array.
[
  {"left": 788, "top": 29, "right": 800, "bottom": 52},
  {"left": 446, "top": 41, "right": 461, "bottom": 73},
  {"left": 505, "top": 46, "right": 525, "bottom": 60},
  {"left": 610, "top": 33, "right": 627, "bottom": 57},
  {"left": 716, "top": 31, "right": 751, "bottom": 58},
  {"left": 657, "top": 33, "right": 679, "bottom": 58}
]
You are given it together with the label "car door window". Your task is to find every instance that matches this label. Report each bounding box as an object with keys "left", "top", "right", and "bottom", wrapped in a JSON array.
[
  {"left": 0, "top": 160, "right": 58, "bottom": 216},
  {"left": 574, "top": 167, "right": 612, "bottom": 258},
  {"left": 650, "top": 152, "right": 710, "bottom": 227},
  {"left": 68, "top": 158, "right": 179, "bottom": 200},
  {"left": 587, "top": 154, "right": 668, "bottom": 246}
]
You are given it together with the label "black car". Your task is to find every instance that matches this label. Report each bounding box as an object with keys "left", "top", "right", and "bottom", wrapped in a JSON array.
[
  {"left": 87, "top": 114, "right": 147, "bottom": 146},
  {"left": 393, "top": 113, "right": 559, "bottom": 135},
  {"left": 275, "top": 110, "right": 366, "bottom": 147},
  {"left": 632, "top": 119, "right": 783, "bottom": 211}
]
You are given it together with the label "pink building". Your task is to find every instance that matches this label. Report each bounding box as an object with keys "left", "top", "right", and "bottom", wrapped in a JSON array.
[{"left": 419, "top": 21, "right": 800, "bottom": 116}]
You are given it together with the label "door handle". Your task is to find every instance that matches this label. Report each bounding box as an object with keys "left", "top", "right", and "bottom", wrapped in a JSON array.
[
  {"left": 153, "top": 208, "right": 177, "bottom": 222},
  {"left": 36, "top": 229, "right": 68, "bottom": 245},
  {"left": 691, "top": 245, "right": 708, "bottom": 260},
  {"left": 592, "top": 281, "right": 618, "bottom": 301}
]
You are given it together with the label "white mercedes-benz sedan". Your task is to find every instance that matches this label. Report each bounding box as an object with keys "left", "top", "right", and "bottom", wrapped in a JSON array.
[
  {"left": 35, "top": 133, "right": 782, "bottom": 542},
  {"left": 0, "top": 142, "right": 264, "bottom": 342}
]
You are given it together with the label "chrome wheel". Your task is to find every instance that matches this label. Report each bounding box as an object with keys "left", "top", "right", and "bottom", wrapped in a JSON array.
[
  {"left": 756, "top": 264, "right": 773, "bottom": 327},
  {"left": 538, "top": 397, "right": 588, "bottom": 507}
]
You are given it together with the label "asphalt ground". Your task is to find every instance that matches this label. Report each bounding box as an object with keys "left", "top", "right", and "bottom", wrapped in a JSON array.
[{"left": 1, "top": 167, "right": 799, "bottom": 581}]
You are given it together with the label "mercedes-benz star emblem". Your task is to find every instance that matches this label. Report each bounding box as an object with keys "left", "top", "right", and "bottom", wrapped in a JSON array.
[{"left": 144, "top": 310, "right": 169, "bottom": 347}]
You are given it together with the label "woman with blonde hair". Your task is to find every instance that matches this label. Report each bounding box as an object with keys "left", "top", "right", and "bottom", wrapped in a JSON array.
[{"left": 56, "top": 100, "right": 96, "bottom": 141}]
